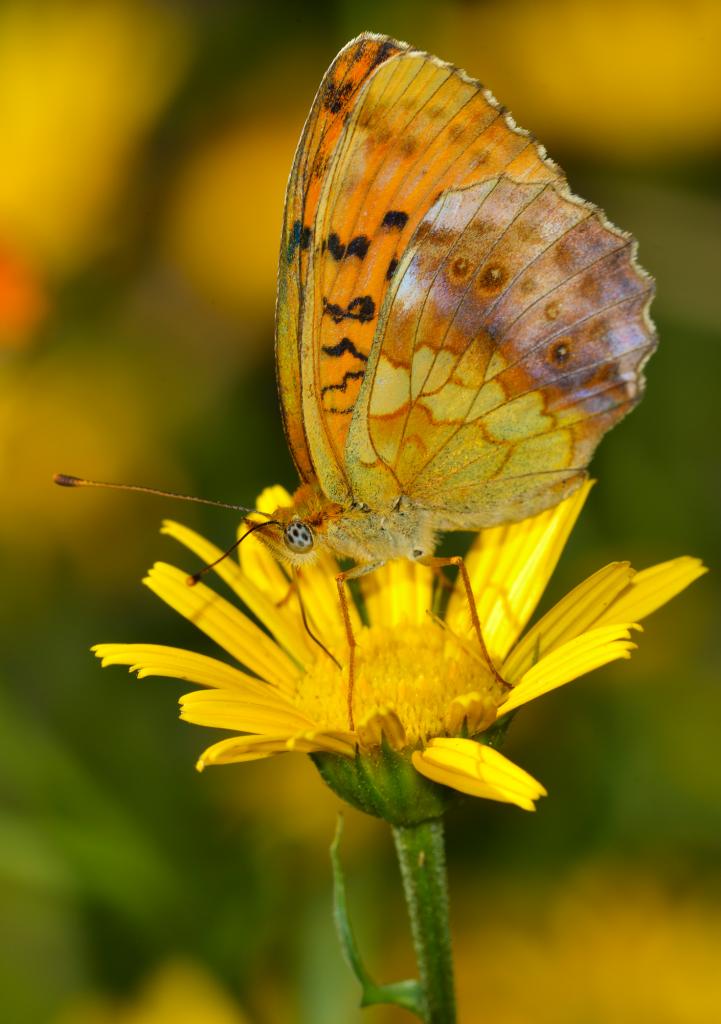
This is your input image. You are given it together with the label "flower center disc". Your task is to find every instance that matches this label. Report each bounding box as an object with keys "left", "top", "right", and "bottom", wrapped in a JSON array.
[{"left": 294, "top": 623, "right": 501, "bottom": 745}]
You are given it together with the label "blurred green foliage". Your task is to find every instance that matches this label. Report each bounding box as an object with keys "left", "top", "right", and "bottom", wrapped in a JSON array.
[{"left": 1, "top": 1, "right": 719, "bottom": 1022}]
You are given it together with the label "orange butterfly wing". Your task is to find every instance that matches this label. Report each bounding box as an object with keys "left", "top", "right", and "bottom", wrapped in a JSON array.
[{"left": 277, "top": 34, "right": 655, "bottom": 522}]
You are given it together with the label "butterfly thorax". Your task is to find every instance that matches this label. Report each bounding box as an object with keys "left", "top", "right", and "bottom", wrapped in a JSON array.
[
  {"left": 264, "top": 481, "right": 437, "bottom": 567},
  {"left": 323, "top": 497, "right": 437, "bottom": 565}
]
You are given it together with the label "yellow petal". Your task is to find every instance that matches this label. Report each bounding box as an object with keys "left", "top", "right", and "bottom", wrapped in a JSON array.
[
  {"left": 196, "top": 729, "right": 355, "bottom": 769},
  {"left": 594, "top": 556, "right": 708, "bottom": 627},
  {"left": 503, "top": 561, "right": 635, "bottom": 682},
  {"left": 500, "top": 624, "right": 638, "bottom": 714},
  {"left": 294, "top": 551, "right": 360, "bottom": 645},
  {"left": 92, "top": 642, "right": 287, "bottom": 697},
  {"left": 143, "top": 562, "right": 299, "bottom": 692},
  {"left": 196, "top": 734, "right": 291, "bottom": 768},
  {"left": 179, "top": 689, "right": 316, "bottom": 734},
  {"left": 355, "top": 706, "right": 407, "bottom": 750},
  {"left": 245, "top": 489, "right": 358, "bottom": 643},
  {"left": 427, "top": 739, "right": 547, "bottom": 798},
  {"left": 238, "top": 488, "right": 299, "bottom": 606},
  {"left": 237, "top": 527, "right": 293, "bottom": 604},
  {"left": 413, "top": 738, "right": 546, "bottom": 811},
  {"left": 446, "top": 481, "right": 593, "bottom": 661},
  {"left": 362, "top": 559, "right": 434, "bottom": 629},
  {"left": 255, "top": 485, "right": 292, "bottom": 516},
  {"left": 161, "top": 519, "right": 314, "bottom": 667},
  {"left": 286, "top": 729, "right": 357, "bottom": 756},
  {"left": 444, "top": 691, "right": 498, "bottom": 736},
  {"left": 243, "top": 539, "right": 352, "bottom": 646}
]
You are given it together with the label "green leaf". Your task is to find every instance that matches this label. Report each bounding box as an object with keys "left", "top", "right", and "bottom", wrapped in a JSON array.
[{"left": 330, "top": 816, "right": 424, "bottom": 1018}]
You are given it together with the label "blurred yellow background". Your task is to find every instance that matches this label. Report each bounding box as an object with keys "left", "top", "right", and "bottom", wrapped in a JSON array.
[{"left": 2, "top": 1, "right": 719, "bottom": 1021}]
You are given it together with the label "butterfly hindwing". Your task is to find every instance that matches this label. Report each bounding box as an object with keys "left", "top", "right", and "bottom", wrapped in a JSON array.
[{"left": 347, "top": 177, "right": 655, "bottom": 525}]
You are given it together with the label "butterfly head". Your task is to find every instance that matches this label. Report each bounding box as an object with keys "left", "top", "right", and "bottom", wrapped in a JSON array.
[
  {"left": 245, "top": 513, "right": 313, "bottom": 566},
  {"left": 251, "top": 484, "right": 343, "bottom": 566},
  {"left": 284, "top": 518, "right": 315, "bottom": 554}
]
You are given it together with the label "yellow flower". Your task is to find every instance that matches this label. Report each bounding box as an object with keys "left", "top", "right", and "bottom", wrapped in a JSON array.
[
  {"left": 439, "top": 0, "right": 721, "bottom": 161},
  {"left": 451, "top": 872, "right": 721, "bottom": 1024},
  {"left": 54, "top": 958, "right": 251, "bottom": 1024},
  {"left": 163, "top": 116, "right": 298, "bottom": 322},
  {"left": 0, "top": 0, "right": 188, "bottom": 277},
  {"left": 94, "top": 482, "right": 704, "bottom": 819}
]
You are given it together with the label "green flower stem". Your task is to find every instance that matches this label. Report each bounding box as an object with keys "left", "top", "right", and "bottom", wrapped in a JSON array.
[{"left": 392, "top": 819, "right": 456, "bottom": 1024}]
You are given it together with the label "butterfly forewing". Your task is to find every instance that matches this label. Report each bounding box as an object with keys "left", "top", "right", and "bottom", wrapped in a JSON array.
[{"left": 278, "top": 34, "right": 561, "bottom": 500}]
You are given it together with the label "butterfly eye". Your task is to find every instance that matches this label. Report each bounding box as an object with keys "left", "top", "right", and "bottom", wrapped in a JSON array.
[{"left": 284, "top": 520, "right": 314, "bottom": 554}]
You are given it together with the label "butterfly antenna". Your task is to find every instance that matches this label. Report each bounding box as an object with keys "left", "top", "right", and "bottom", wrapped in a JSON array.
[
  {"left": 186, "top": 519, "right": 277, "bottom": 586},
  {"left": 53, "top": 473, "right": 270, "bottom": 518}
]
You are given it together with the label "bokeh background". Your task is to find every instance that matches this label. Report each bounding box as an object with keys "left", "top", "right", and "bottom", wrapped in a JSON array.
[{"left": 2, "top": 1, "right": 719, "bottom": 1021}]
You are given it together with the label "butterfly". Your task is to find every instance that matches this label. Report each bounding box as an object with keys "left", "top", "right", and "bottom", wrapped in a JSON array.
[
  {"left": 55, "top": 32, "right": 656, "bottom": 720},
  {"left": 259, "top": 33, "right": 654, "bottom": 607}
]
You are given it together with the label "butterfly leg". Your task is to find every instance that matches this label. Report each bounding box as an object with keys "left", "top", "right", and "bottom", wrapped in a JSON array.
[
  {"left": 422, "top": 556, "right": 510, "bottom": 692},
  {"left": 336, "top": 562, "right": 385, "bottom": 730},
  {"left": 429, "top": 564, "right": 455, "bottom": 593}
]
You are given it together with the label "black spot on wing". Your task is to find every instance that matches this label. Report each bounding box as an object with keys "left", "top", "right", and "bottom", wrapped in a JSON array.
[
  {"left": 322, "top": 295, "right": 376, "bottom": 324},
  {"left": 346, "top": 235, "right": 370, "bottom": 260},
  {"left": 287, "top": 219, "right": 302, "bottom": 262},
  {"left": 327, "top": 233, "right": 345, "bottom": 260},
  {"left": 369, "top": 38, "right": 403, "bottom": 70},
  {"left": 324, "top": 79, "right": 353, "bottom": 114},
  {"left": 325, "top": 233, "right": 370, "bottom": 261},
  {"left": 386, "top": 257, "right": 399, "bottom": 280},
  {"left": 382, "top": 210, "right": 409, "bottom": 230},
  {"left": 322, "top": 337, "right": 368, "bottom": 361},
  {"left": 348, "top": 295, "right": 375, "bottom": 322},
  {"left": 320, "top": 369, "right": 365, "bottom": 396}
]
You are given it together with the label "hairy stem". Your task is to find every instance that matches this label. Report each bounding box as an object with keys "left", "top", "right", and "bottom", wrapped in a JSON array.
[{"left": 392, "top": 819, "right": 456, "bottom": 1023}]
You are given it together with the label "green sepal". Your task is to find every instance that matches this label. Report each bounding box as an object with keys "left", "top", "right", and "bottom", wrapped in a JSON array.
[
  {"left": 330, "top": 816, "right": 425, "bottom": 1018},
  {"left": 313, "top": 741, "right": 457, "bottom": 826},
  {"left": 478, "top": 708, "right": 516, "bottom": 749}
]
